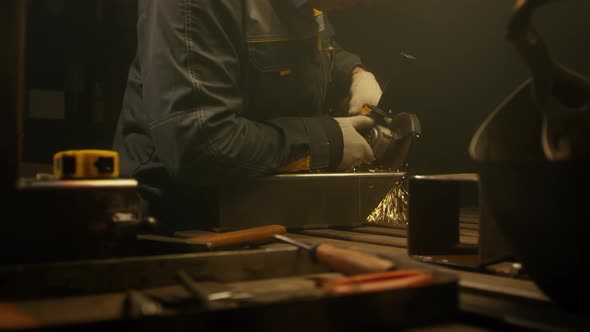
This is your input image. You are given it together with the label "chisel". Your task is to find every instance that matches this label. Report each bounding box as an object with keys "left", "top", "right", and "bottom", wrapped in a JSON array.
[
  {"left": 137, "top": 225, "right": 287, "bottom": 250},
  {"left": 273, "top": 234, "right": 396, "bottom": 275}
]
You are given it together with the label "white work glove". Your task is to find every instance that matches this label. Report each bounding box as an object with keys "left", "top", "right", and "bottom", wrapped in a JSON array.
[
  {"left": 348, "top": 71, "right": 383, "bottom": 115},
  {"left": 334, "top": 116, "right": 376, "bottom": 171}
]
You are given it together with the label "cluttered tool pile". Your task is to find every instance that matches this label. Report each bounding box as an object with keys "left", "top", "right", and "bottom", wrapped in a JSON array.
[
  {"left": 0, "top": 220, "right": 460, "bottom": 330},
  {"left": 2, "top": 191, "right": 589, "bottom": 331},
  {"left": 3, "top": 160, "right": 590, "bottom": 331}
]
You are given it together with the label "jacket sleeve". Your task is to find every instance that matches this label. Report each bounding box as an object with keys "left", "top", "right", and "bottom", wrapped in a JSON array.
[
  {"left": 324, "top": 15, "right": 365, "bottom": 97},
  {"left": 138, "top": 0, "right": 342, "bottom": 185},
  {"left": 332, "top": 40, "right": 365, "bottom": 91}
]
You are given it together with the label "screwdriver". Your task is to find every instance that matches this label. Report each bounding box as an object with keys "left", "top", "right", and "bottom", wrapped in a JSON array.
[{"left": 273, "top": 234, "right": 396, "bottom": 275}]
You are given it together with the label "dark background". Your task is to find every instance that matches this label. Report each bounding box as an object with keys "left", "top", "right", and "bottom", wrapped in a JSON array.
[
  {"left": 20, "top": 0, "right": 590, "bottom": 175},
  {"left": 328, "top": 0, "right": 590, "bottom": 174}
]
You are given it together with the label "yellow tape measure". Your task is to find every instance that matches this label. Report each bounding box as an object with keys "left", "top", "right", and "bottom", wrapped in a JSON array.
[{"left": 53, "top": 150, "right": 119, "bottom": 179}]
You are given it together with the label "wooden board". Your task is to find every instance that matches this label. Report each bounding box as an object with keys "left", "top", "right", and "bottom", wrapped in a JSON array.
[
  {"left": 299, "top": 229, "right": 408, "bottom": 248},
  {"left": 346, "top": 226, "right": 407, "bottom": 238}
]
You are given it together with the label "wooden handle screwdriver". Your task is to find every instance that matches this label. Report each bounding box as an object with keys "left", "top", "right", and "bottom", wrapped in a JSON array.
[
  {"left": 273, "top": 234, "right": 395, "bottom": 275},
  {"left": 189, "top": 225, "right": 287, "bottom": 249},
  {"left": 138, "top": 225, "right": 287, "bottom": 250}
]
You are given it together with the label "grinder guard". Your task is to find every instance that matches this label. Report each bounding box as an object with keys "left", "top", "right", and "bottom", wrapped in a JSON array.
[{"left": 361, "top": 105, "right": 421, "bottom": 171}]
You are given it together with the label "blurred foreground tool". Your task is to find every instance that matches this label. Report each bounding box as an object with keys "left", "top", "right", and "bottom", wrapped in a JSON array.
[
  {"left": 508, "top": 0, "right": 590, "bottom": 160},
  {"left": 137, "top": 225, "right": 287, "bottom": 250},
  {"left": 176, "top": 270, "right": 253, "bottom": 310},
  {"left": 123, "top": 290, "right": 163, "bottom": 318},
  {"left": 273, "top": 234, "right": 395, "bottom": 275},
  {"left": 0, "top": 304, "right": 39, "bottom": 330},
  {"left": 53, "top": 149, "right": 119, "bottom": 179},
  {"left": 315, "top": 269, "right": 433, "bottom": 296}
]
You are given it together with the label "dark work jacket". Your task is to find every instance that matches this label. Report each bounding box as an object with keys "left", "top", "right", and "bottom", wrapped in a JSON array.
[{"left": 112, "top": 0, "right": 364, "bottom": 230}]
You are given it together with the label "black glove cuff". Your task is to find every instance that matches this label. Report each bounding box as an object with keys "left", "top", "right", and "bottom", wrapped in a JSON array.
[{"left": 321, "top": 117, "right": 344, "bottom": 171}]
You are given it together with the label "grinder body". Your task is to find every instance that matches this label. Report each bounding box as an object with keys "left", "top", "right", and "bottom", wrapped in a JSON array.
[{"left": 360, "top": 105, "right": 421, "bottom": 170}]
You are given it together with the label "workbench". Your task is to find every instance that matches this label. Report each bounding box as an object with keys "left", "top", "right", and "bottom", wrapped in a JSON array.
[{"left": 2, "top": 225, "right": 588, "bottom": 332}]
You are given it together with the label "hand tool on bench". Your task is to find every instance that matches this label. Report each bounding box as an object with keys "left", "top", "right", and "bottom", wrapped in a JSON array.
[
  {"left": 176, "top": 270, "right": 253, "bottom": 310},
  {"left": 123, "top": 289, "right": 163, "bottom": 318},
  {"left": 0, "top": 304, "right": 39, "bottom": 330},
  {"left": 273, "top": 234, "right": 396, "bottom": 275},
  {"left": 137, "top": 225, "right": 287, "bottom": 251},
  {"left": 314, "top": 269, "right": 433, "bottom": 296}
]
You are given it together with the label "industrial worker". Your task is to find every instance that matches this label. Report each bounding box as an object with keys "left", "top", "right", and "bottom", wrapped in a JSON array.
[{"left": 113, "top": 0, "right": 383, "bottom": 230}]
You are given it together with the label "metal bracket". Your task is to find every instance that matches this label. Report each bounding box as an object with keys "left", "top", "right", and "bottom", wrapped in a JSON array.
[{"left": 407, "top": 174, "right": 512, "bottom": 269}]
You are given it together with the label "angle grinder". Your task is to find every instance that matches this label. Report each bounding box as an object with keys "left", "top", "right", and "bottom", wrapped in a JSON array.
[{"left": 359, "top": 104, "right": 421, "bottom": 170}]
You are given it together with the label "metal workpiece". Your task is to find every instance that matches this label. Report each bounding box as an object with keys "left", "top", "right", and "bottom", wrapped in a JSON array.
[
  {"left": 366, "top": 174, "right": 408, "bottom": 225},
  {"left": 407, "top": 174, "right": 512, "bottom": 268},
  {"left": 408, "top": 174, "right": 474, "bottom": 256},
  {"left": 214, "top": 172, "right": 406, "bottom": 230}
]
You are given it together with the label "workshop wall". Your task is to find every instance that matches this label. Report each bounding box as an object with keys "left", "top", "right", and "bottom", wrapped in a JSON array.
[
  {"left": 22, "top": 0, "right": 590, "bottom": 175},
  {"left": 1, "top": 1, "right": 25, "bottom": 199},
  {"left": 23, "top": 0, "right": 137, "bottom": 168}
]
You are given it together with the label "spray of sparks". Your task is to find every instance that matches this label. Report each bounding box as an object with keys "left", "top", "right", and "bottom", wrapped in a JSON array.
[{"left": 366, "top": 174, "right": 409, "bottom": 225}]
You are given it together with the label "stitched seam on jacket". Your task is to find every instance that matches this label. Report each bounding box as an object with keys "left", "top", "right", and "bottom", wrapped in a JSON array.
[
  {"left": 183, "top": 0, "right": 218, "bottom": 159},
  {"left": 165, "top": 1, "right": 256, "bottom": 170},
  {"left": 184, "top": 0, "right": 200, "bottom": 91},
  {"left": 302, "top": 118, "right": 313, "bottom": 169},
  {"left": 131, "top": 146, "right": 156, "bottom": 176},
  {"left": 150, "top": 111, "right": 195, "bottom": 129}
]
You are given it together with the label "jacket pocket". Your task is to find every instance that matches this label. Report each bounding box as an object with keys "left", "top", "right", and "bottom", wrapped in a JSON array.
[
  {"left": 248, "top": 40, "right": 296, "bottom": 72},
  {"left": 247, "top": 41, "right": 320, "bottom": 118}
]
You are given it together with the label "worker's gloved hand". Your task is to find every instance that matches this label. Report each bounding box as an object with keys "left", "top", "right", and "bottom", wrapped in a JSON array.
[
  {"left": 348, "top": 71, "right": 383, "bottom": 115},
  {"left": 334, "top": 116, "right": 376, "bottom": 171}
]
